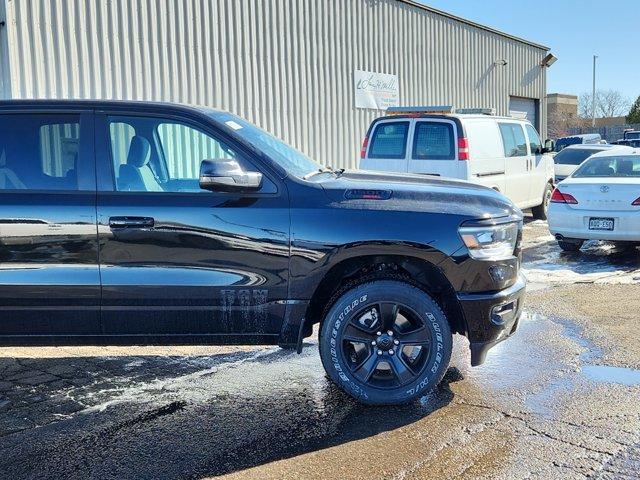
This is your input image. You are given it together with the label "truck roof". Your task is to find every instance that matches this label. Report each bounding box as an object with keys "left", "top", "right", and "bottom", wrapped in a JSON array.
[{"left": 0, "top": 99, "right": 220, "bottom": 116}]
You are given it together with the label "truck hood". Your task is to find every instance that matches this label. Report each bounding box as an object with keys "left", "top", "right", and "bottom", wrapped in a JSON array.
[{"left": 319, "top": 170, "right": 521, "bottom": 220}]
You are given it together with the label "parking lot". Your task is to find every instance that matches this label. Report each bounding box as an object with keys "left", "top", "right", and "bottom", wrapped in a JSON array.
[{"left": 0, "top": 217, "right": 639, "bottom": 480}]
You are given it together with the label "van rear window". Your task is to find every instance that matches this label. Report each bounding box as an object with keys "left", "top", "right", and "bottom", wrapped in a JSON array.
[
  {"left": 412, "top": 121, "right": 455, "bottom": 160},
  {"left": 368, "top": 122, "right": 409, "bottom": 159}
]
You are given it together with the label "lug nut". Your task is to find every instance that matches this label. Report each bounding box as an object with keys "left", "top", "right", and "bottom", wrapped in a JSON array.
[
  {"left": 376, "top": 331, "right": 382, "bottom": 336},
  {"left": 393, "top": 339, "right": 399, "bottom": 345},
  {"left": 371, "top": 340, "right": 376, "bottom": 345},
  {"left": 387, "top": 330, "right": 393, "bottom": 336},
  {"left": 377, "top": 350, "right": 383, "bottom": 355},
  {"left": 388, "top": 349, "right": 394, "bottom": 355}
]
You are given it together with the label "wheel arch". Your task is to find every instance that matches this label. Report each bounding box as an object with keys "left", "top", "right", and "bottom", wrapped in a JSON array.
[{"left": 299, "top": 253, "right": 465, "bottom": 343}]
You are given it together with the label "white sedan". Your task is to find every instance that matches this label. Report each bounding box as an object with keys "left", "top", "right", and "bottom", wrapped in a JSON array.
[
  {"left": 553, "top": 144, "right": 633, "bottom": 183},
  {"left": 548, "top": 150, "right": 640, "bottom": 252}
]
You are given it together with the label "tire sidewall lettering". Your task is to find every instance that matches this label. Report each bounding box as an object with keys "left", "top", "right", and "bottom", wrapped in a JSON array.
[
  {"left": 325, "top": 286, "right": 448, "bottom": 402},
  {"left": 405, "top": 312, "right": 443, "bottom": 396},
  {"left": 329, "top": 294, "right": 368, "bottom": 396}
]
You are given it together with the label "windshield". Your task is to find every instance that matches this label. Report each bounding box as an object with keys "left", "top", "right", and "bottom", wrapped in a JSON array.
[
  {"left": 573, "top": 155, "right": 640, "bottom": 178},
  {"left": 208, "top": 111, "right": 322, "bottom": 178},
  {"left": 554, "top": 148, "right": 605, "bottom": 166},
  {"left": 625, "top": 131, "right": 640, "bottom": 140}
]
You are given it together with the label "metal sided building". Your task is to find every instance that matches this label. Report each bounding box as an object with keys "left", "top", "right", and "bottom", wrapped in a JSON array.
[{"left": 0, "top": 0, "right": 551, "bottom": 170}]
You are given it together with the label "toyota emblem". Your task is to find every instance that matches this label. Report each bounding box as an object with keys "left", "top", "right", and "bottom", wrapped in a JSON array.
[{"left": 600, "top": 185, "right": 610, "bottom": 193}]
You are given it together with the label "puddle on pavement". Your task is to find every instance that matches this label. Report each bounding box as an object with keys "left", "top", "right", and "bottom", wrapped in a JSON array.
[
  {"left": 521, "top": 220, "right": 640, "bottom": 287},
  {"left": 523, "top": 310, "right": 640, "bottom": 418},
  {"left": 522, "top": 313, "right": 599, "bottom": 416},
  {"left": 461, "top": 311, "right": 582, "bottom": 410},
  {"left": 581, "top": 365, "right": 640, "bottom": 386},
  {"left": 522, "top": 243, "right": 640, "bottom": 286}
]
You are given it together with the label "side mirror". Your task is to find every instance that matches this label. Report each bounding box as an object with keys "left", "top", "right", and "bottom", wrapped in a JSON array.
[
  {"left": 542, "top": 139, "right": 555, "bottom": 153},
  {"left": 199, "top": 159, "right": 262, "bottom": 192}
]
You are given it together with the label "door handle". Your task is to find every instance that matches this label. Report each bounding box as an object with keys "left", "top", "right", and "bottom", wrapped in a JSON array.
[{"left": 108, "top": 216, "right": 155, "bottom": 229}]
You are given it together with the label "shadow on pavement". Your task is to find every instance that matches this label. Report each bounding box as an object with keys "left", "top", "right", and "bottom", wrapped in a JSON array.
[{"left": 0, "top": 349, "right": 463, "bottom": 479}]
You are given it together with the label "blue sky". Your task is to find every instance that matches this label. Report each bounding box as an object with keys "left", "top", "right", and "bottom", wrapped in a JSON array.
[{"left": 418, "top": 0, "right": 640, "bottom": 101}]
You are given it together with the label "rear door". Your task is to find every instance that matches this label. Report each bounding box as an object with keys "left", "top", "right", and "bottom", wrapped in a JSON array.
[
  {"left": 499, "top": 122, "right": 530, "bottom": 208},
  {"left": 407, "top": 118, "right": 461, "bottom": 178},
  {"left": 95, "top": 109, "right": 290, "bottom": 341},
  {"left": 0, "top": 109, "right": 99, "bottom": 339},
  {"left": 361, "top": 120, "right": 410, "bottom": 173}
]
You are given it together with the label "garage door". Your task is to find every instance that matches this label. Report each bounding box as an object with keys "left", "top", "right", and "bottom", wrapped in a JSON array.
[{"left": 509, "top": 97, "right": 538, "bottom": 129}]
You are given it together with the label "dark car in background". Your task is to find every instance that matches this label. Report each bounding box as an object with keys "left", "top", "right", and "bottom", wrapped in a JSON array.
[
  {"left": 611, "top": 138, "right": 640, "bottom": 148},
  {"left": 622, "top": 130, "right": 640, "bottom": 141},
  {"left": 0, "top": 100, "right": 524, "bottom": 405},
  {"left": 553, "top": 133, "right": 602, "bottom": 153}
]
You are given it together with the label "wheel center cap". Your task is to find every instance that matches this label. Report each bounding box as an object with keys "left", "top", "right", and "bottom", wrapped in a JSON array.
[{"left": 377, "top": 335, "right": 392, "bottom": 349}]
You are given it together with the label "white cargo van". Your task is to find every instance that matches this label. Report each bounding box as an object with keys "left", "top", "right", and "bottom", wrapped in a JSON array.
[{"left": 359, "top": 107, "right": 556, "bottom": 219}]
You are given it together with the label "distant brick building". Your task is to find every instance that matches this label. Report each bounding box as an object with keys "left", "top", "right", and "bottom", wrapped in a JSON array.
[
  {"left": 594, "top": 116, "right": 626, "bottom": 127},
  {"left": 546, "top": 93, "right": 579, "bottom": 138},
  {"left": 547, "top": 93, "right": 578, "bottom": 117}
]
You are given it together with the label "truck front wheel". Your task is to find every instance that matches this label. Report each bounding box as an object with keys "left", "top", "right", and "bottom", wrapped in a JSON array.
[{"left": 319, "top": 280, "right": 452, "bottom": 405}]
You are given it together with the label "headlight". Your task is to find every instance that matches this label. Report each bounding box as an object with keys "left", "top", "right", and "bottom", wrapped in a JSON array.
[{"left": 459, "top": 221, "right": 519, "bottom": 260}]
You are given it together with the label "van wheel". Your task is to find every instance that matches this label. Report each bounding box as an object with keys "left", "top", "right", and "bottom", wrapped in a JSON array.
[
  {"left": 532, "top": 183, "right": 553, "bottom": 220},
  {"left": 558, "top": 239, "right": 584, "bottom": 252},
  {"left": 318, "top": 280, "right": 452, "bottom": 405}
]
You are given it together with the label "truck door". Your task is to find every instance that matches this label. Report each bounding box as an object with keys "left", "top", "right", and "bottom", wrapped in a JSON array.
[
  {"left": 0, "top": 110, "right": 100, "bottom": 340},
  {"left": 94, "top": 110, "right": 290, "bottom": 340}
]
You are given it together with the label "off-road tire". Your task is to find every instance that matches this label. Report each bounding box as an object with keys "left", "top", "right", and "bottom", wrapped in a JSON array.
[{"left": 319, "top": 279, "right": 452, "bottom": 405}]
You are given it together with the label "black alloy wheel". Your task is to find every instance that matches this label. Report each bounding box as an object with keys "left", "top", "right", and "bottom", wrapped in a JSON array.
[{"left": 319, "top": 280, "right": 452, "bottom": 405}]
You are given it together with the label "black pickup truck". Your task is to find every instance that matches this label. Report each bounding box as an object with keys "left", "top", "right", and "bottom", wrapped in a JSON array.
[{"left": 0, "top": 100, "right": 525, "bottom": 404}]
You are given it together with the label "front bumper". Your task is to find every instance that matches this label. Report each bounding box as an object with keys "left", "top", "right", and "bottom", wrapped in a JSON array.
[{"left": 457, "top": 273, "right": 526, "bottom": 366}]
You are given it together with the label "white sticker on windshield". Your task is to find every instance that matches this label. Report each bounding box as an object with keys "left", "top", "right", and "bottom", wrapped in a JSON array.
[{"left": 225, "top": 120, "right": 243, "bottom": 131}]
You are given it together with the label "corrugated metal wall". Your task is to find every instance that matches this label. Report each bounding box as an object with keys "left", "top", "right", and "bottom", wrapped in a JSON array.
[{"left": 1, "top": 0, "right": 548, "bottom": 169}]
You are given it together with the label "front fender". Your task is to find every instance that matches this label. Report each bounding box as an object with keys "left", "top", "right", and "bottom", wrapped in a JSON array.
[
  {"left": 288, "top": 240, "right": 450, "bottom": 301},
  {"left": 278, "top": 240, "right": 460, "bottom": 349}
]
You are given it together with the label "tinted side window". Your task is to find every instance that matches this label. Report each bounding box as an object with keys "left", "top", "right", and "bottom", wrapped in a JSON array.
[
  {"left": 0, "top": 114, "right": 85, "bottom": 191},
  {"left": 525, "top": 124, "right": 542, "bottom": 154},
  {"left": 499, "top": 123, "right": 527, "bottom": 158},
  {"left": 368, "top": 122, "right": 409, "bottom": 159},
  {"left": 412, "top": 122, "right": 455, "bottom": 160},
  {"left": 107, "top": 115, "right": 253, "bottom": 193}
]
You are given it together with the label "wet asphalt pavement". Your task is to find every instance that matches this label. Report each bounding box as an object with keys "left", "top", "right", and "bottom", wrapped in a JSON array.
[{"left": 1, "top": 218, "right": 639, "bottom": 479}]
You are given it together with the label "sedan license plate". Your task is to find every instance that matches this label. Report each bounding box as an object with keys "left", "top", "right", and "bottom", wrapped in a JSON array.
[{"left": 589, "top": 218, "right": 614, "bottom": 231}]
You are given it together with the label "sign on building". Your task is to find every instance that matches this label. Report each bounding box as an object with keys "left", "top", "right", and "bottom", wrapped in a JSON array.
[{"left": 353, "top": 70, "right": 399, "bottom": 110}]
